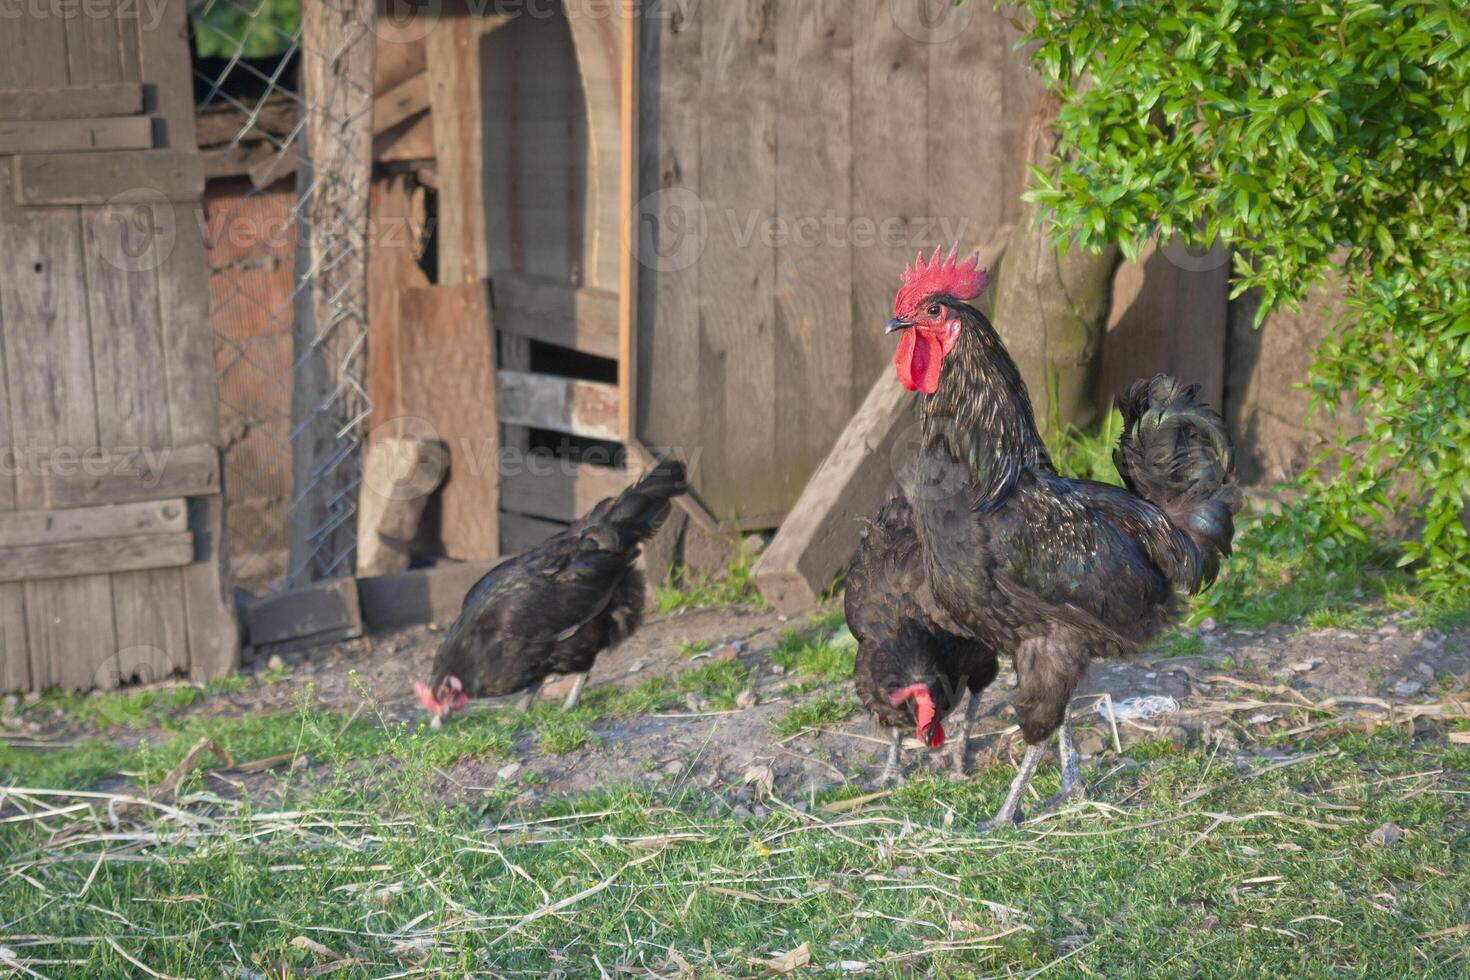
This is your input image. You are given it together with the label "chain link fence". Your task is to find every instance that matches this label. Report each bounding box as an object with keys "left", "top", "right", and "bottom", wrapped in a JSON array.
[{"left": 189, "top": 0, "right": 374, "bottom": 594}]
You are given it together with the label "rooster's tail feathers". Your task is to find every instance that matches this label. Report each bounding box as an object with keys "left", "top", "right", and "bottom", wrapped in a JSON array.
[
  {"left": 586, "top": 458, "right": 688, "bottom": 547},
  {"left": 1114, "top": 376, "right": 1242, "bottom": 590}
]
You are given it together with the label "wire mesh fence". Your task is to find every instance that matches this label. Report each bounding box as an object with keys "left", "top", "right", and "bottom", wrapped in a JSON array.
[{"left": 189, "top": 0, "right": 374, "bottom": 594}]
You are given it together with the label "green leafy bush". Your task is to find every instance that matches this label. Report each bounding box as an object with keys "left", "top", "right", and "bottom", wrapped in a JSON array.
[
  {"left": 1013, "top": 0, "right": 1470, "bottom": 598},
  {"left": 191, "top": 0, "right": 300, "bottom": 60}
]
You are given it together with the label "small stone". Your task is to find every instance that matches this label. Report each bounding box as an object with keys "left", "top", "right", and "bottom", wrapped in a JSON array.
[
  {"left": 291, "top": 754, "right": 311, "bottom": 770},
  {"left": 1392, "top": 679, "right": 1425, "bottom": 697},
  {"left": 1077, "top": 734, "right": 1106, "bottom": 756},
  {"left": 1, "top": 694, "right": 17, "bottom": 714},
  {"left": 1368, "top": 822, "right": 1404, "bottom": 847},
  {"left": 770, "top": 665, "right": 786, "bottom": 676},
  {"left": 751, "top": 803, "right": 769, "bottom": 819},
  {"left": 892, "top": 865, "right": 918, "bottom": 879},
  {"left": 731, "top": 804, "right": 753, "bottom": 818},
  {"left": 497, "top": 762, "right": 522, "bottom": 781},
  {"left": 1288, "top": 661, "right": 1315, "bottom": 673},
  {"left": 735, "top": 689, "right": 758, "bottom": 710},
  {"left": 1415, "top": 662, "right": 1434, "bottom": 677},
  {"left": 627, "top": 659, "right": 647, "bottom": 674},
  {"left": 1199, "top": 617, "right": 1217, "bottom": 632},
  {"left": 711, "top": 643, "right": 741, "bottom": 662},
  {"left": 540, "top": 674, "right": 578, "bottom": 701},
  {"left": 661, "top": 759, "right": 683, "bottom": 776},
  {"left": 1200, "top": 915, "right": 1221, "bottom": 932},
  {"left": 742, "top": 532, "right": 771, "bottom": 559},
  {"left": 266, "top": 654, "right": 286, "bottom": 672},
  {"left": 793, "top": 800, "right": 810, "bottom": 813}
]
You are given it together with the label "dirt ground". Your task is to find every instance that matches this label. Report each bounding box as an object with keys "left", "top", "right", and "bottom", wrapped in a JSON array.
[{"left": 9, "top": 592, "right": 1469, "bottom": 817}]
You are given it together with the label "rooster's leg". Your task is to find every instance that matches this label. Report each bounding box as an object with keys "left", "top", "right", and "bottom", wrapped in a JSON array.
[
  {"left": 975, "top": 742, "right": 1045, "bottom": 831},
  {"left": 515, "top": 680, "right": 544, "bottom": 714},
  {"left": 877, "top": 728, "right": 904, "bottom": 786},
  {"left": 949, "top": 690, "right": 980, "bottom": 777},
  {"left": 1042, "top": 705, "right": 1086, "bottom": 807},
  {"left": 561, "top": 673, "right": 589, "bottom": 711}
]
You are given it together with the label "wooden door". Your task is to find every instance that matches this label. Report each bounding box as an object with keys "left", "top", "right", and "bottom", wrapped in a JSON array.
[{"left": 0, "top": 0, "right": 237, "bottom": 692}]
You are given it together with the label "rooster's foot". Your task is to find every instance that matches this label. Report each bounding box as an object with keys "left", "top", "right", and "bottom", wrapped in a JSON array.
[
  {"left": 975, "top": 742, "right": 1045, "bottom": 833},
  {"left": 949, "top": 691, "right": 981, "bottom": 778},
  {"left": 874, "top": 729, "right": 904, "bottom": 787},
  {"left": 561, "top": 673, "right": 589, "bottom": 711},
  {"left": 1040, "top": 707, "right": 1086, "bottom": 809}
]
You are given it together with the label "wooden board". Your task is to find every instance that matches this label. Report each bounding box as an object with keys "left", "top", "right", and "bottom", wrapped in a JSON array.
[
  {"left": 496, "top": 371, "right": 621, "bottom": 442},
  {"left": 494, "top": 272, "right": 620, "bottom": 359},
  {"left": 0, "top": 499, "right": 187, "bottom": 548},
  {"left": 366, "top": 174, "right": 431, "bottom": 431},
  {"left": 358, "top": 558, "right": 503, "bottom": 632},
  {"left": 500, "top": 512, "right": 568, "bottom": 555},
  {"left": 373, "top": 71, "right": 430, "bottom": 133},
  {"left": 40, "top": 444, "right": 220, "bottom": 509},
  {"left": 0, "top": 116, "right": 152, "bottom": 155},
  {"left": 0, "top": 532, "right": 194, "bottom": 584},
  {"left": 752, "top": 369, "right": 914, "bottom": 612},
  {"left": 499, "top": 460, "right": 633, "bottom": 524},
  {"left": 243, "top": 576, "right": 363, "bottom": 647},
  {"left": 12, "top": 150, "right": 204, "bottom": 205},
  {"left": 397, "top": 282, "right": 500, "bottom": 561},
  {"left": 0, "top": 83, "right": 143, "bottom": 121}
]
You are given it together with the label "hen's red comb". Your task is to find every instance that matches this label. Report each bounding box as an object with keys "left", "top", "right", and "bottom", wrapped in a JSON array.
[{"left": 893, "top": 244, "right": 988, "bottom": 315}]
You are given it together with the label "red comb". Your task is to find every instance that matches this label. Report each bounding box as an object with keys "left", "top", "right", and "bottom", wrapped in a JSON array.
[
  {"left": 890, "top": 683, "right": 944, "bottom": 749},
  {"left": 414, "top": 681, "right": 440, "bottom": 715},
  {"left": 893, "top": 244, "right": 989, "bottom": 315}
]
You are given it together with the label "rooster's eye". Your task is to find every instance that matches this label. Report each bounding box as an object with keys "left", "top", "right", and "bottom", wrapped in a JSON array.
[{"left": 927, "top": 304, "right": 941, "bottom": 316}]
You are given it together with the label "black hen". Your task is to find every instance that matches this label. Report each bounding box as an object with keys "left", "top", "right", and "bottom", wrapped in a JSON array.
[
  {"left": 884, "top": 246, "right": 1240, "bottom": 826},
  {"left": 847, "top": 496, "right": 999, "bottom": 784},
  {"left": 415, "top": 459, "right": 687, "bottom": 726}
]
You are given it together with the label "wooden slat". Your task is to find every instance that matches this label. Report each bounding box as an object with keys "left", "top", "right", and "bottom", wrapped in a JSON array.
[
  {"left": 0, "top": 83, "right": 143, "bottom": 121},
  {"left": 496, "top": 371, "right": 621, "bottom": 442},
  {"left": 366, "top": 175, "right": 431, "bottom": 430},
  {"left": 753, "top": 369, "right": 914, "bottom": 612},
  {"left": 373, "top": 71, "right": 430, "bottom": 133},
  {"left": 398, "top": 282, "right": 500, "bottom": 561},
  {"left": 243, "top": 576, "right": 363, "bottom": 648},
  {"left": 0, "top": 115, "right": 151, "bottom": 154},
  {"left": 499, "top": 512, "right": 568, "bottom": 554},
  {"left": 0, "top": 532, "right": 194, "bottom": 584},
  {"left": 493, "top": 273, "right": 620, "bottom": 359},
  {"left": 617, "top": 5, "right": 638, "bottom": 442},
  {"left": 358, "top": 558, "right": 503, "bottom": 632},
  {"left": 500, "top": 460, "right": 634, "bottom": 523},
  {"left": 12, "top": 150, "right": 204, "bottom": 206},
  {"left": 0, "top": 499, "right": 187, "bottom": 549},
  {"left": 41, "top": 443, "right": 220, "bottom": 509}
]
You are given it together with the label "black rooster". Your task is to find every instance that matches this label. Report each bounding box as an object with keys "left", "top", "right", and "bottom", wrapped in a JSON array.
[
  {"left": 885, "top": 246, "right": 1240, "bottom": 827},
  {"left": 414, "top": 459, "right": 687, "bottom": 726},
  {"left": 848, "top": 495, "right": 999, "bottom": 784}
]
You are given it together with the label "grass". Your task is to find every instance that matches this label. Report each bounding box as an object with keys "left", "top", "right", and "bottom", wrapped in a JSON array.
[
  {"left": 770, "top": 693, "right": 859, "bottom": 738},
  {"left": 2, "top": 722, "right": 1465, "bottom": 975},
  {"left": 769, "top": 613, "right": 857, "bottom": 688},
  {"left": 654, "top": 549, "right": 767, "bottom": 614},
  {"left": 1151, "top": 630, "right": 1207, "bottom": 659},
  {"left": 675, "top": 660, "right": 751, "bottom": 710},
  {"left": 1046, "top": 407, "right": 1125, "bottom": 487}
]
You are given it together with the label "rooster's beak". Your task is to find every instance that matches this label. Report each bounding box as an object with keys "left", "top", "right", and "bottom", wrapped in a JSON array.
[{"left": 886, "top": 317, "right": 913, "bottom": 334}]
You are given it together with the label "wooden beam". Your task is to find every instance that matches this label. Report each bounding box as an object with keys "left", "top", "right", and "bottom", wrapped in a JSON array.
[
  {"left": 493, "top": 272, "right": 620, "bottom": 359},
  {"left": 0, "top": 83, "right": 144, "bottom": 121},
  {"left": 41, "top": 444, "right": 220, "bottom": 509},
  {"left": 0, "top": 116, "right": 152, "bottom": 155},
  {"left": 12, "top": 149, "right": 203, "bottom": 205},
  {"left": 372, "top": 71, "right": 430, "bottom": 133},
  {"left": 500, "top": 460, "right": 634, "bottom": 523},
  {"left": 496, "top": 371, "right": 621, "bottom": 442},
  {"left": 0, "top": 531, "right": 194, "bottom": 584},
  {"left": 358, "top": 558, "right": 502, "bottom": 632},
  {"left": 242, "top": 576, "right": 363, "bottom": 648},
  {"left": 618, "top": 1, "right": 640, "bottom": 442},
  {"left": 0, "top": 498, "right": 187, "bottom": 549},
  {"left": 752, "top": 369, "right": 914, "bottom": 612},
  {"left": 499, "top": 512, "right": 568, "bottom": 554}
]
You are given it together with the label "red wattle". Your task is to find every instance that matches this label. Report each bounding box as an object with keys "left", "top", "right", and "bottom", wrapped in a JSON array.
[
  {"left": 894, "top": 330, "right": 945, "bottom": 394},
  {"left": 414, "top": 681, "right": 441, "bottom": 715}
]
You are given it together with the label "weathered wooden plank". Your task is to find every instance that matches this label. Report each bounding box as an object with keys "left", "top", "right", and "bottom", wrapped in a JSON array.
[
  {"left": 0, "top": 84, "right": 144, "bottom": 121},
  {"left": 774, "top": 0, "right": 854, "bottom": 509},
  {"left": 63, "top": 0, "right": 129, "bottom": 90},
  {"left": 752, "top": 369, "right": 915, "bottom": 612},
  {"left": 397, "top": 282, "right": 500, "bottom": 561},
  {"left": 366, "top": 174, "right": 431, "bottom": 431},
  {"left": 496, "top": 371, "right": 621, "bottom": 442},
  {"left": 376, "top": 112, "right": 435, "bottom": 163},
  {"left": 12, "top": 150, "right": 204, "bottom": 206},
  {"left": 1100, "top": 239, "right": 1230, "bottom": 411},
  {"left": 356, "top": 437, "right": 447, "bottom": 578},
  {"left": 134, "top": 0, "right": 198, "bottom": 150},
  {"left": 499, "top": 512, "right": 568, "bottom": 555},
  {"left": 616, "top": 6, "right": 638, "bottom": 444},
  {"left": 373, "top": 71, "right": 430, "bottom": 133},
  {"left": 566, "top": 8, "right": 624, "bottom": 293},
  {"left": 0, "top": 498, "right": 187, "bottom": 549},
  {"left": 696, "top": 0, "right": 778, "bottom": 520},
  {"left": 42, "top": 444, "right": 220, "bottom": 509},
  {"left": 358, "top": 557, "right": 503, "bottom": 632},
  {"left": 499, "top": 460, "right": 634, "bottom": 524},
  {"left": 0, "top": 532, "right": 194, "bottom": 584},
  {"left": 0, "top": 116, "right": 152, "bottom": 155},
  {"left": 493, "top": 273, "right": 620, "bottom": 359},
  {"left": 851, "top": 0, "right": 931, "bottom": 390},
  {"left": 243, "top": 576, "right": 364, "bottom": 648}
]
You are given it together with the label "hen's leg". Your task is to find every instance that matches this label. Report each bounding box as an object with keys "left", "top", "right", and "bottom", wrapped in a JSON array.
[
  {"left": 949, "top": 690, "right": 980, "bottom": 777},
  {"left": 1042, "top": 704, "right": 1086, "bottom": 807},
  {"left": 975, "top": 742, "right": 1045, "bottom": 831},
  {"left": 561, "top": 672, "right": 589, "bottom": 711},
  {"left": 515, "top": 680, "right": 544, "bottom": 714},
  {"left": 877, "top": 728, "right": 904, "bottom": 786}
]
